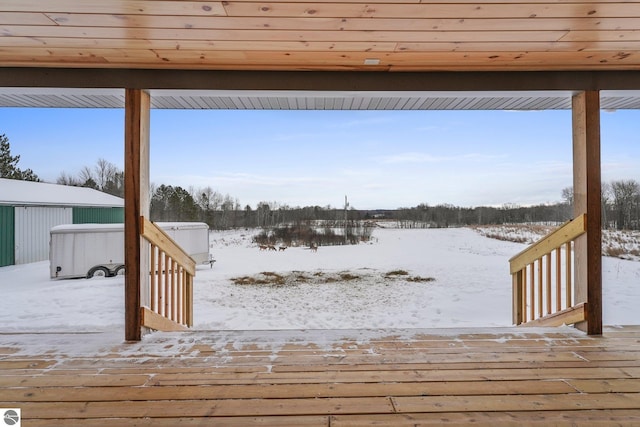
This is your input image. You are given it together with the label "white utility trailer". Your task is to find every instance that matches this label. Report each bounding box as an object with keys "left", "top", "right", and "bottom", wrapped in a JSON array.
[{"left": 50, "top": 222, "right": 209, "bottom": 279}]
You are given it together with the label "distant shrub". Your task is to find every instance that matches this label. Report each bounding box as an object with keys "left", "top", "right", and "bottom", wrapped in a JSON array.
[
  {"left": 385, "top": 270, "right": 409, "bottom": 277},
  {"left": 479, "top": 231, "right": 529, "bottom": 244},
  {"left": 407, "top": 276, "right": 436, "bottom": 283},
  {"left": 339, "top": 273, "right": 360, "bottom": 281},
  {"left": 253, "top": 221, "right": 373, "bottom": 247},
  {"left": 603, "top": 246, "right": 626, "bottom": 258}
]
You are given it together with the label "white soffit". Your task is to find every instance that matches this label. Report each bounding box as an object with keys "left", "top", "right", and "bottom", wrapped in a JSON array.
[{"left": 0, "top": 88, "right": 639, "bottom": 110}]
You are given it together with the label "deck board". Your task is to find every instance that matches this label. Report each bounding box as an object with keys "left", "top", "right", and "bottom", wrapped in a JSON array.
[{"left": 1, "top": 326, "right": 639, "bottom": 425}]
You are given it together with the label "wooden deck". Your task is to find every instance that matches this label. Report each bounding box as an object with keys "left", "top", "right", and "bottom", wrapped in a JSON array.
[{"left": 1, "top": 326, "right": 639, "bottom": 426}]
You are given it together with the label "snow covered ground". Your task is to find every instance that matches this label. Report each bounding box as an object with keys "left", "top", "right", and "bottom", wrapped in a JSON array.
[{"left": 1, "top": 227, "right": 638, "bottom": 334}]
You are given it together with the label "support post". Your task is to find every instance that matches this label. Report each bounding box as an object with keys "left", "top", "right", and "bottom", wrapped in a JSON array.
[
  {"left": 124, "top": 89, "right": 151, "bottom": 341},
  {"left": 512, "top": 270, "right": 524, "bottom": 325},
  {"left": 572, "top": 91, "right": 602, "bottom": 335}
]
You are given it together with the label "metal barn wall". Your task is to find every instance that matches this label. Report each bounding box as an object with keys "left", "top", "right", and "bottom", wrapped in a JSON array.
[
  {"left": 14, "top": 206, "right": 72, "bottom": 264},
  {"left": 0, "top": 206, "right": 15, "bottom": 267},
  {"left": 73, "top": 207, "right": 124, "bottom": 224}
]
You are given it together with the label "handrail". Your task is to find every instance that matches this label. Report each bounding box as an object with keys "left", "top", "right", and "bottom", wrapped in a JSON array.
[
  {"left": 140, "top": 216, "right": 195, "bottom": 330},
  {"left": 509, "top": 214, "right": 587, "bottom": 326},
  {"left": 509, "top": 214, "right": 586, "bottom": 274},
  {"left": 141, "top": 217, "right": 196, "bottom": 275}
]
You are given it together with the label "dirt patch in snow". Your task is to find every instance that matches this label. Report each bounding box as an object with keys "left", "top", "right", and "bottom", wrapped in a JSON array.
[{"left": 230, "top": 269, "right": 435, "bottom": 287}]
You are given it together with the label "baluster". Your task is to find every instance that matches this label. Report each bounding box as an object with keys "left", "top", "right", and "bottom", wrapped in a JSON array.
[
  {"left": 168, "top": 257, "right": 173, "bottom": 321},
  {"left": 529, "top": 263, "right": 535, "bottom": 321},
  {"left": 150, "top": 244, "right": 157, "bottom": 312},
  {"left": 177, "top": 266, "right": 183, "bottom": 324},
  {"left": 157, "top": 249, "right": 164, "bottom": 316},
  {"left": 171, "top": 258, "right": 178, "bottom": 321},
  {"left": 545, "top": 253, "right": 552, "bottom": 315},
  {"left": 182, "top": 269, "right": 188, "bottom": 325},
  {"left": 164, "top": 252, "right": 170, "bottom": 317},
  {"left": 537, "top": 258, "right": 543, "bottom": 318},
  {"left": 566, "top": 241, "right": 572, "bottom": 309},
  {"left": 522, "top": 268, "right": 528, "bottom": 322},
  {"left": 556, "top": 247, "right": 562, "bottom": 312},
  {"left": 512, "top": 271, "right": 523, "bottom": 325},
  {"left": 186, "top": 273, "right": 193, "bottom": 327}
]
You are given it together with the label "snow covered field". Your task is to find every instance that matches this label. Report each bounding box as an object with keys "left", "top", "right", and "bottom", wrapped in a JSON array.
[
  {"left": 475, "top": 223, "right": 640, "bottom": 262},
  {"left": 1, "top": 227, "right": 638, "bottom": 333}
]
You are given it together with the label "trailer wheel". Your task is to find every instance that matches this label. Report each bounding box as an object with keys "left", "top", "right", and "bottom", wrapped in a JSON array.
[
  {"left": 87, "top": 266, "right": 110, "bottom": 278},
  {"left": 114, "top": 265, "right": 125, "bottom": 276}
]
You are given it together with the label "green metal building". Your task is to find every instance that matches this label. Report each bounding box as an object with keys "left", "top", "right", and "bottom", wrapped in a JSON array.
[{"left": 0, "top": 178, "right": 124, "bottom": 267}]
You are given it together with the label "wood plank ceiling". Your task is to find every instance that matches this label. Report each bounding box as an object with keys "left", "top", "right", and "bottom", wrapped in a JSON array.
[
  {"left": 1, "top": 0, "right": 640, "bottom": 72},
  {"left": 1, "top": 1, "right": 640, "bottom": 110}
]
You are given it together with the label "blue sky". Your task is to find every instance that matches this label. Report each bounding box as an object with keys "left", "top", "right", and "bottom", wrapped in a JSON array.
[{"left": 1, "top": 107, "right": 638, "bottom": 210}]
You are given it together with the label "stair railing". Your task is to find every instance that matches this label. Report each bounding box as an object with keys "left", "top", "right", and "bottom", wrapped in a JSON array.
[
  {"left": 509, "top": 214, "right": 588, "bottom": 327},
  {"left": 140, "top": 216, "right": 195, "bottom": 331}
]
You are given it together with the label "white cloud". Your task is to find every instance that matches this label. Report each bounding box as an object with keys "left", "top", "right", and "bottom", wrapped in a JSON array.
[{"left": 377, "top": 151, "right": 507, "bottom": 165}]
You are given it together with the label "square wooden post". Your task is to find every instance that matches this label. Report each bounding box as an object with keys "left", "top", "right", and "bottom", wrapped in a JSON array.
[
  {"left": 572, "top": 91, "right": 602, "bottom": 335},
  {"left": 124, "top": 89, "right": 151, "bottom": 341},
  {"left": 512, "top": 271, "right": 524, "bottom": 325}
]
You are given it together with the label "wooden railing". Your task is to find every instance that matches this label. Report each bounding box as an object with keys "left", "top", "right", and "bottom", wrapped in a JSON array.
[
  {"left": 140, "top": 216, "right": 195, "bottom": 331},
  {"left": 509, "top": 214, "right": 588, "bottom": 327}
]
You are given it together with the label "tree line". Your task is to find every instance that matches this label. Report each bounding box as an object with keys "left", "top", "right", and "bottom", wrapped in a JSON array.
[
  {"left": 384, "top": 180, "right": 640, "bottom": 230},
  {"left": 69, "top": 165, "right": 640, "bottom": 232},
  {"left": 3, "top": 133, "right": 640, "bottom": 230},
  {"left": 57, "top": 158, "right": 125, "bottom": 198},
  {"left": 141, "top": 180, "right": 640, "bottom": 232}
]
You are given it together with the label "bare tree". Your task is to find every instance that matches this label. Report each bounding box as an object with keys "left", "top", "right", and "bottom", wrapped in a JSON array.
[
  {"left": 561, "top": 186, "right": 573, "bottom": 207},
  {"left": 57, "top": 158, "right": 123, "bottom": 196},
  {"left": 94, "top": 158, "right": 118, "bottom": 190},
  {"left": 56, "top": 171, "right": 81, "bottom": 186},
  {"left": 558, "top": 186, "right": 574, "bottom": 221},
  {"left": 196, "top": 186, "right": 215, "bottom": 211},
  {"left": 601, "top": 181, "right": 611, "bottom": 228},
  {"left": 610, "top": 179, "right": 640, "bottom": 230},
  {"left": 78, "top": 165, "right": 93, "bottom": 184},
  {"left": 195, "top": 186, "right": 215, "bottom": 227}
]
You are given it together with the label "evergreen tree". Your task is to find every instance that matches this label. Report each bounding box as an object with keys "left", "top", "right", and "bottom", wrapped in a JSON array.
[{"left": 0, "top": 133, "right": 39, "bottom": 181}]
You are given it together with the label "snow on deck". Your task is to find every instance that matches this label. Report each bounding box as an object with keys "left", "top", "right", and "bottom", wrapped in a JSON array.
[{"left": 1, "top": 326, "right": 639, "bottom": 426}]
